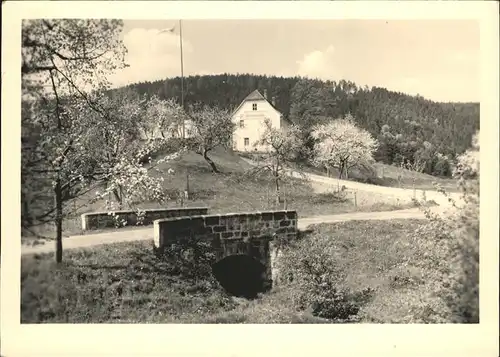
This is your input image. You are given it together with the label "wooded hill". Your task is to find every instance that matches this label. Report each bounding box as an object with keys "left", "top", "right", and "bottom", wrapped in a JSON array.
[{"left": 121, "top": 74, "right": 479, "bottom": 177}]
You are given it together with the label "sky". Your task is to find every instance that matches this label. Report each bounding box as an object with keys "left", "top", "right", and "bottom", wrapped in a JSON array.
[{"left": 109, "top": 19, "right": 480, "bottom": 103}]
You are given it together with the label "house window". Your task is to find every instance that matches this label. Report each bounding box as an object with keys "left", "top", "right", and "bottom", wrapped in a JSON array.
[
  {"left": 239, "top": 120, "right": 245, "bottom": 128},
  {"left": 244, "top": 138, "right": 249, "bottom": 146},
  {"left": 252, "top": 103, "right": 257, "bottom": 111}
]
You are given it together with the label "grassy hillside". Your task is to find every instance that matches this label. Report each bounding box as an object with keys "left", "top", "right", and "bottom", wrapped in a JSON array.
[
  {"left": 22, "top": 219, "right": 449, "bottom": 323},
  {"left": 371, "top": 162, "right": 458, "bottom": 192}
]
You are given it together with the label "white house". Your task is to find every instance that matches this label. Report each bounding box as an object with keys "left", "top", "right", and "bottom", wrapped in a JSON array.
[
  {"left": 140, "top": 89, "right": 287, "bottom": 149},
  {"left": 231, "top": 89, "right": 288, "bottom": 152}
]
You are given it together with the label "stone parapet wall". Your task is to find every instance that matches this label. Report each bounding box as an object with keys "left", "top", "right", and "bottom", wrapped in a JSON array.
[
  {"left": 81, "top": 207, "right": 209, "bottom": 231},
  {"left": 153, "top": 210, "right": 297, "bottom": 251}
]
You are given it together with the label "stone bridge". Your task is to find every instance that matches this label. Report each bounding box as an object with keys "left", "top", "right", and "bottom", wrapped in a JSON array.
[{"left": 153, "top": 210, "right": 298, "bottom": 298}]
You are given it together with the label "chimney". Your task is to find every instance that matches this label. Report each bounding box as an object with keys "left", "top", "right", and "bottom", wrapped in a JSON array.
[
  {"left": 271, "top": 96, "right": 276, "bottom": 107},
  {"left": 263, "top": 89, "right": 268, "bottom": 100}
]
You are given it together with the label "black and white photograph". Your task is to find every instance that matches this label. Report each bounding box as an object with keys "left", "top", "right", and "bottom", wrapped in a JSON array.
[{"left": 2, "top": 1, "right": 499, "bottom": 356}]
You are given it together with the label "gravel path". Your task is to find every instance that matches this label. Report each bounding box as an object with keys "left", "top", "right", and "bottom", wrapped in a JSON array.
[
  {"left": 240, "top": 157, "right": 462, "bottom": 207},
  {"left": 21, "top": 207, "right": 436, "bottom": 256}
]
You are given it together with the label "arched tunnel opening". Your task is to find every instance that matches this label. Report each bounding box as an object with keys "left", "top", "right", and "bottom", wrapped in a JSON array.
[{"left": 212, "top": 254, "right": 268, "bottom": 299}]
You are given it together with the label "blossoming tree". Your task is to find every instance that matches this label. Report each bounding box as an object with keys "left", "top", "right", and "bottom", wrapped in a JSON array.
[{"left": 311, "top": 114, "right": 378, "bottom": 180}]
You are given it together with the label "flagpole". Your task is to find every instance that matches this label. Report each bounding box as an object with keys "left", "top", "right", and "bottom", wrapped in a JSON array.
[
  {"left": 179, "top": 19, "right": 185, "bottom": 140},
  {"left": 179, "top": 20, "right": 188, "bottom": 201}
]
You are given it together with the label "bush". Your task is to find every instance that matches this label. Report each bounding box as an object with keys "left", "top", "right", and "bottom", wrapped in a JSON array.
[
  {"left": 276, "top": 232, "right": 373, "bottom": 322},
  {"left": 309, "top": 190, "right": 349, "bottom": 205},
  {"left": 410, "top": 131, "right": 479, "bottom": 323}
]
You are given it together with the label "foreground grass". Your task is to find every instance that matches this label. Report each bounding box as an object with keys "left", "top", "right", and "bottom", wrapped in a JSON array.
[
  {"left": 302, "top": 219, "right": 434, "bottom": 323},
  {"left": 22, "top": 240, "right": 235, "bottom": 323},
  {"left": 22, "top": 218, "right": 450, "bottom": 323},
  {"left": 21, "top": 240, "right": 325, "bottom": 323}
]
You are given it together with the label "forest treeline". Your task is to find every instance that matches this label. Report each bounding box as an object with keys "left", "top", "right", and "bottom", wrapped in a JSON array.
[{"left": 120, "top": 73, "right": 479, "bottom": 177}]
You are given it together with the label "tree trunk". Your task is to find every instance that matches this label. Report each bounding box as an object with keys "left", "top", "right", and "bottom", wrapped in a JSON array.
[
  {"left": 202, "top": 150, "right": 219, "bottom": 173},
  {"left": 55, "top": 176, "right": 63, "bottom": 263},
  {"left": 113, "top": 188, "right": 123, "bottom": 209},
  {"left": 22, "top": 194, "right": 31, "bottom": 226},
  {"left": 185, "top": 170, "right": 190, "bottom": 199},
  {"left": 274, "top": 172, "right": 281, "bottom": 205},
  {"left": 51, "top": 70, "right": 64, "bottom": 264},
  {"left": 283, "top": 184, "right": 287, "bottom": 210}
]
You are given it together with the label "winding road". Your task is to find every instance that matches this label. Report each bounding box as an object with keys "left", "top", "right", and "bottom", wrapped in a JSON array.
[
  {"left": 22, "top": 161, "right": 460, "bottom": 256},
  {"left": 240, "top": 156, "right": 462, "bottom": 207}
]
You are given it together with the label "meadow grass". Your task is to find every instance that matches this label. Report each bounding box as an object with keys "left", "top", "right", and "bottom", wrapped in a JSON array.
[{"left": 22, "top": 218, "right": 448, "bottom": 323}]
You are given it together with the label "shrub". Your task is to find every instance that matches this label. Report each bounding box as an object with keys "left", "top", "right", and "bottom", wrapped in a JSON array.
[
  {"left": 411, "top": 131, "right": 479, "bottom": 323},
  {"left": 276, "top": 232, "right": 373, "bottom": 322},
  {"left": 154, "top": 238, "right": 218, "bottom": 281},
  {"left": 309, "top": 190, "right": 348, "bottom": 205}
]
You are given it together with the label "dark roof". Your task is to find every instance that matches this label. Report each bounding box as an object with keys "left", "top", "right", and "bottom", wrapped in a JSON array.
[
  {"left": 232, "top": 89, "right": 281, "bottom": 116},
  {"left": 243, "top": 89, "right": 267, "bottom": 102}
]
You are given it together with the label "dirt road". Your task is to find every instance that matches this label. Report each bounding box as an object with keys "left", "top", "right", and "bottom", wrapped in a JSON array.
[
  {"left": 239, "top": 157, "right": 462, "bottom": 207},
  {"left": 21, "top": 207, "right": 435, "bottom": 256}
]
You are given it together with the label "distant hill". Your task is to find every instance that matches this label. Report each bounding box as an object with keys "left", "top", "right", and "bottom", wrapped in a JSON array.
[{"left": 120, "top": 73, "right": 480, "bottom": 177}]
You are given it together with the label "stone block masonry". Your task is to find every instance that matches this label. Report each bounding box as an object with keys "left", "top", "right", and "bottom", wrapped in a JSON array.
[
  {"left": 81, "top": 207, "right": 209, "bottom": 231},
  {"left": 153, "top": 210, "right": 298, "bottom": 288}
]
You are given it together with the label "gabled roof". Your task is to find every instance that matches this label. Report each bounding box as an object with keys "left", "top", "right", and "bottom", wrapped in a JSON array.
[
  {"left": 231, "top": 89, "right": 281, "bottom": 117},
  {"left": 243, "top": 89, "right": 267, "bottom": 102}
]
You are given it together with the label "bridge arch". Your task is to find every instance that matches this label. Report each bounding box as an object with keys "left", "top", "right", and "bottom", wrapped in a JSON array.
[
  {"left": 212, "top": 254, "right": 267, "bottom": 298},
  {"left": 153, "top": 210, "right": 298, "bottom": 295}
]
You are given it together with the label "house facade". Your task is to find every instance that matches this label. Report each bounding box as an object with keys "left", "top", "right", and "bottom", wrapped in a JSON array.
[{"left": 231, "top": 89, "right": 287, "bottom": 152}]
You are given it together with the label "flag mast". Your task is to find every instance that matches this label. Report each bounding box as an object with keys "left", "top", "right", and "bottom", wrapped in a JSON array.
[
  {"left": 179, "top": 19, "right": 185, "bottom": 140},
  {"left": 179, "top": 20, "right": 189, "bottom": 200},
  {"left": 157, "top": 22, "right": 185, "bottom": 139}
]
